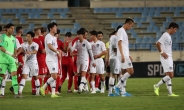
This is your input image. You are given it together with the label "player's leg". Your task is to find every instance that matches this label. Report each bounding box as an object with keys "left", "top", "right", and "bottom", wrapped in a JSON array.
[
  {"left": 60, "top": 64, "right": 67, "bottom": 91},
  {"left": 32, "top": 63, "right": 40, "bottom": 96},
  {"left": 0, "top": 74, "right": 6, "bottom": 97},
  {"left": 90, "top": 61, "right": 96, "bottom": 93},
  {"left": 95, "top": 75, "right": 100, "bottom": 92},
  {"left": 67, "top": 65, "right": 73, "bottom": 93},
  {"left": 105, "top": 65, "right": 110, "bottom": 91}
]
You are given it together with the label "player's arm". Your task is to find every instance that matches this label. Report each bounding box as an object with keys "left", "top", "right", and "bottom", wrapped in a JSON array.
[
  {"left": 0, "top": 37, "right": 14, "bottom": 56},
  {"left": 156, "top": 36, "right": 168, "bottom": 59},
  {"left": 87, "top": 42, "right": 96, "bottom": 67},
  {"left": 118, "top": 40, "right": 124, "bottom": 62},
  {"left": 69, "top": 42, "right": 76, "bottom": 53}
]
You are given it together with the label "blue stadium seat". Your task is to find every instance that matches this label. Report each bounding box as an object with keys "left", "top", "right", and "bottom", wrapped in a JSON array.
[
  {"left": 111, "top": 22, "right": 117, "bottom": 29},
  {"left": 19, "top": 18, "right": 26, "bottom": 24},
  {"left": 50, "top": 8, "right": 57, "bottom": 13},
  {"left": 117, "top": 8, "right": 124, "bottom": 12},
  {"left": 31, "top": 9, "right": 37, "bottom": 13},
  {"left": 153, "top": 26, "right": 159, "bottom": 32},
  {"left": 143, "top": 37, "right": 149, "bottom": 43},
  {"left": 149, "top": 37, "right": 156, "bottom": 43},
  {"left": 169, "top": 7, "right": 175, "bottom": 12},
  {"left": 156, "top": 32, "right": 162, "bottom": 38},
  {"left": 106, "top": 8, "right": 111, "bottom": 12},
  {"left": 28, "top": 13, "right": 34, "bottom": 19},
  {"left": 160, "top": 27, "right": 166, "bottom": 32},
  {"left": 131, "top": 7, "right": 137, "bottom": 12},
  {"left": 111, "top": 8, "right": 117, "bottom": 12},
  {"left": 149, "top": 7, "right": 155, "bottom": 12},
  {"left": 64, "top": 28, "right": 71, "bottom": 33},
  {"left": 74, "top": 23, "right": 80, "bottom": 29},
  {"left": 147, "top": 27, "right": 153, "bottom": 32},
  {"left": 71, "top": 28, "right": 77, "bottom": 34},
  {"left": 41, "top": 23, "right": 47, "bottom": 27},
  {"left": 47, "top": 13, "right": 54, "bottom": 19},
  {"left": 136, "top": 37, "right": 142, "bottom": 43},
  {"left": 142, "top": 11, "right": 147, "bottom": 17},
  {"left": 37, "top": 8, "right": 43, "bottom": 13},
  {"left": 147, "top": 11, "right": 154, "bottom": 17},
  {"left": 137, "top": 22, "right": 142, "bottom": 27},
  {"left": 35, "top": 13, "right": 40, "bottom": 18},
  {"left": 63, "top": 8, "right": 69, "bottom": 13},
  {"left": 59, "top": 28, "right": 65, "bottom": 34},
  {"left": 1, "top": 18, "right": 6, "bottom": 24},
  {"left": 143, "top": 7, "right": 149, "bottom": 12},
  {"left": 100, "top": 8, "right": 106, "bottom": 13},
  {"left": 154, "top": 11, "right": 160, "bottom": 17},
  {"left": 134, "top": 17, "right": 140, "bottom": 23},
  {"left": 174, "top": 11, "right": 180, "bottom": 17},
  {"left": 124, "top": 8, "right": 131, "bottom": 12},
  {"left": 162, "top": 7, "right": 168, "bottom": 12},
  {"left": 0, "top": 9, "right": 4, "bottom": 13},
  {"left": 166, "top": 17, "right": 172, "bottom": 22},
  {"left": 15, "top": 13, "right": 21, "bottom": 19},
  {"left": 140, "top": 17, "right": 146, "bottom": 22},
  {"left": 7, "top": 18, "right": 13, "bottom": 23},
  {"left": 25, "top": 9, "right": 31, "bottom": 13},
  {"left": 155, "top": 7, "right": 162, "bottom": 12},
  {"left": 18, "top": 9, "right": 24, "bottom": 13},
  {"left": 137, "top": 7, "right": 143, "bottom": 12},
  {"left": 12, "top": 9, "right": 17, "bottom": 13},
  {"left": 5, "top": 9, "right": 11, "bottom": 13},
  {"left": 163, "top": 22, "right": 169, "bottom": 28},
  {"left": 57, "top": 8, "right": 63, "bottom": 13},
  {"left": 182, "top": 7, "right": 184, "bottom": 11},
  {"left": 175, "top": 7, "right": 181, "bottom": 12},
  {"left": 29, "top": 23, "right": 35, "bottom": 29},
  {"left": 116, "top": 12, "right": 122, "bottom": 18},
  {"left": 176, "top": 36, "right": 182, "bottom": 42},
  {"left": 0, "top": 14, "right": 2, "bottom": 19},
  {"left": 94, "top": 8, "right": 100, "bottom": 13},
  {"left": 131, "top": 32, "right": 137, "bottom": 38},
  {"left": 60, "top": 13, "right": 66, "bottom": 18}
]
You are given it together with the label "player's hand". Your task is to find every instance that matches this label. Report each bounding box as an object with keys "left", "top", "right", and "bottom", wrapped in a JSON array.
[
  {"left": 105, "top": 60, "right": 109, "bottom": 66},
  {"left": 92, "top": 63, "right": 96, "bottom": 67},
  {"left": 12, "top": 54, "right": 17, "bottom": 58},
  {"left": 26, "top": 51, "right": 31, "bottom": 54},
  {"left": 121, "top": 56, "right": 125, "bottom": 63},
  {"left": 94, "top": 55, "right": 99, "bottom": 59},
  {"left": 161, "top": 52, "right": 168, "bottom": 59},
  {"left": 129, "top": 56, "right": 133, "bottom": 62}
]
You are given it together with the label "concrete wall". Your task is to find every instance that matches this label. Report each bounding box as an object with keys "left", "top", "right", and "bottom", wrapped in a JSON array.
[
  {"left": 0, "top": 1, "right": 68, "bottom": 8},
  {"left": 90, "top": 0, "right": 184, "bottom": 8},
  {"left": 131, "top": 51, "right": 184, "bottom": 62}
]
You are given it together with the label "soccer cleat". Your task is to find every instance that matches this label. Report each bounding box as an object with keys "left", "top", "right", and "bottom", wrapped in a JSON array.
[
  {"left": 95, "top": 88, "right": 101, "bottom": 92},
  {"left": 73, "top": 89, "right": 78, "bottom": 93},
  {"left": 67, "top": 90, "right": 73, "bottom": 93},
  {"left": 14, "top": 94, "right": 22, "bottom": 98},
  {"left": 35, "top": 94, "right": 40, "bottom": 96},
  {"left": 78, "top": 86, "right": 83, "bottom": 94},
  {"left": 51, "top": 94, "right": 59, "bottom": 98},
  {"left": 40, "top": 87, "right": 45, "bottom": 96},
  {"left": 121, "top": 92, "right": 132, "bottom": 97},
  {"left": 114, "top": 86, "right": 120, "bottom": 96},
  {"left": 100, "top": 88, "right": 105, "bottom": 93},
  {"left": 0, "top": 90, "right": 1, "bottom": 94},
  {"left": 0, "top": 94, "right": 5, "bottom": 98},
  {"left": 9, "top": 87, "right": 14, "bottom": 94},
  {"left": 168, "top": 93, "right": 179, "bottom": 97},
  {"left": 108, "top": 93, "right": 117, "bottom": 97},
  {"left": 91, "top": 91, "right": 96, "bottom": 94},
  {"left": 90, "top": 88, "right": 92, "bottom": 92},
  {"left": 153, "top": 84, "right": 159, "bottom": 96}
]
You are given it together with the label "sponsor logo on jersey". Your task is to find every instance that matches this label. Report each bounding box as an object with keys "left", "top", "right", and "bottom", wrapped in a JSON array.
[
  {"left": 96, "top": 44, "right": 99, "bottom": 47},
  {"left": 128, "top": 63, "right": 131, "bottom": 66},
  {"left": 82, "top": 44, "right": 85, "bottom": 47},
  {"left": 52, "top": 68, "right": 55, "bottom": 71},
  {"left": 31, "top": 46, "right": 35, "bottom": 50}
]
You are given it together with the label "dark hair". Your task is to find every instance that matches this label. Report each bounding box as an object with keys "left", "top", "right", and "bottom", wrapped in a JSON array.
[
  {"left": 125, "top": 17, "right": 134, "bottom": 24},
  {"left": 77, "top": 28, "right": 85, "bottom": 35},
  {"left": 5, "top": 23, "right": 14, "bottom": 29},
  {"left": 90, "top": 30, "right": 98, "bottom": 36},
  {"left": 47, "top": 22, "right": 57, "bottom": 32},
  {"left": 34, "top": 27, "right": 40, "bottom": 33},
  {"left": 57, "top": 29, "right": 60, "bottom": 34},
  {"left": 40, "top": 27, "right": 47, "bottom": 33},
  {"left": 0, "top": 25, "right": 2, "bottom": 32},
  {"left": 16, "top": 26, "right": 23, "bottom": 33},
  {"left": 27, "top": 31, "right": 35, "bottom": 38},
  {"left": 79, "top": 28, "right": 88, "bottom": 33},
  {"left": 65, "top": 32, "right": 72, "bottom": 37},
  {"left": 98, "top": 31, "right": 103, "bottom": 35},
  {"left": 116, "top": 25, "right": 122, "bottom": 31},
  {"left": 168, "top": 22, "right": 179, "bottom": 29}
]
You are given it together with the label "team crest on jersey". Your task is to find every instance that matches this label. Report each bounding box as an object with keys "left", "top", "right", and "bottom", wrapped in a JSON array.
[
  {"left": 96, "top": 44, "right": 99, "bottom": 47},
  {"left": 0, "top": 68, "right": 2, "bottom": 72},
  {"left": 82, "top": 44, "right": 85, "bottom": 47},
  {"left": 31, "top": 46, "right": 35, "bottom": 50},
  {"left": 12, "top": 40, "right": 15, "bottom": 43},
  {"left": 169, "top": 67, "right": 172, "bottom": 70},
  {"left": 35, "top": 69, "right": 38, "bottom": 73},
  {"left": 128, "top": 63, "right": 131, "bottom": 66},
  {"left": 115, "top": 69, "right": 118, "bottom": 72},
  {"left": 52, "top": 68, "right": 55, "bottom": 71}
]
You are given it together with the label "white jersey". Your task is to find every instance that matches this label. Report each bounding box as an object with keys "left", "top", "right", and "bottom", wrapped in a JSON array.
[
  {"left": 21, "top": 42, "right": 38, "bottom": 62},
  {"left": 45, "top": 33, "right": 58, "bottom": 62},
  {"left": 109, "top": 35, "right": 117, "bottom": 58},
  {"left": 157, "top": 32, "right": 172, "bottom": 57},
  {"left": 71, "top": 39, "right": 91, "bottom": 63},
  {"left": 117, "top": 27, "right": 129, "bottom": 57},
  {"left": 16, "top": 38, "right": 21, "bottom": 49},
  {"left": 91, "top": 40, "right": 106, "bottom": 56}
]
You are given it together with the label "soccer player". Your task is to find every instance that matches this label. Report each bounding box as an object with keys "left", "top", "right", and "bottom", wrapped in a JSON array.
[
  {"left": 89, "top": 30, "right": 107, "bottom": 94},
  {"left": 40, "top": 22, "right": 60, "bottom": 98},
  {"left": 60, "top": 32, "right": 74, "bottom": 93},
  {"left": 114, "top": 18, "right": 134, "bottom": 97},
  {"left": 0, "top": 23, "right": 19, "bottom": 98},
  {"left": 19, "top": 31, "right": 40, "bottom": 96},
  {"left": 69, "top": 28, "right": 96, "bottom": 93},
  {"left": 32, "top": 27, "right": 45, "bottom": 95},
  {"left": 153, "top": 22, "right": 179, "bottom": 97}
]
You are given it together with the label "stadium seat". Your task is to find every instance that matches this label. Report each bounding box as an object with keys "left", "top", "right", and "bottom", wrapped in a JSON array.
[
  {"left": 117, "top": 8, "right": 123, "bottom": 12},
  {"left": 160, "top": 27, "right": 166, "bottom": 32},
  {"left": 18, "top": 9, "right": 24, "bottom": 13},
  {"left": 19, "top": 18, "right": 26, "bottom": 24},
  {"left": 111, "top": 8, "right": 117, "bottom": 12},
  {"left": 111, "top": 22, "right": 117, "bottom": 29},
  {"left": 137, "top": 7, "right": 143, "bottom": 12},
  {"left": 131, "top": 32, "right": 137, "bottom": 38},
  {"left": 149, "top": 37, "right": 156, "bottom": 43},
  {"left": 57, "top": 8, "right": 63, "bottom": 13},
  {"left": 162, "top": 7, "right": 168, "bottom": 12},
  {"left": 154, "top": 11, "right": 160, "bottom": 17},
  {"left": 94, "top": 8, "right": 100, "bottom": 13},
  {"left": 50, "top": 8, "right": 57, "bottom": 13},
  {"left": 5, "top": 9, "right": 11, "bottom": 13},
  {"left": 134, "top": 17, "right": 140, "bottom": 23},
  {"left": 64, "top": 28, "right": 71, "bottom": 33},
  {"left": 116, "top": 12, "right": 122, "bottom": 18},
  {"left": 147, "top": 11, "right": 154, "bottom": 17},
  {"left": 147, "top": 27, "right": 153, "bottom": 32},
  {"left": 137, "top": 22, "right": 142, "bottom": 27},
  {"left": 1, "top": 18, "right": 6, "bottom": 24},
  {"left": 29, "top": 23, "right": 35, "bottom": 29},
  {"left": 25, "top": 9, "right": 31, "bottom": 13},
  {"left": 12, "top": 9, "right": 17, "bottom": 13},
  {"left": 149, "top": 7, "right": 155, "bottom": 12},
  {"left": 106, "top": 8, "right": 111, "bottom": 12},
  {"left": 166, "top": 17, "right": 172, "bottom": 22},
  {"left": 63, "top": 8, "right": 69, "bottom": 13},
  {"left": 124, "top": 8, "right": 131, "bottom": 12},
  {"left": 149, "top": 21, "right": 156, "bottom": 27},
  {"left": 7, "top": 18, "right": 13, "bottom": 23},
  {"left": 37, "top": 8, "right": 43, "bottom": 13},
  {"left": 31, "top": 9, "right": 37, "bottom": 13},
  {"left": 71, "top": 28, "right": 77, "bottom": 34},
  {"left": 155, "top": 7, "right": 162, "bottom": 12},
  {"left": 28, "top": 13, "right": 35, "bottom": 19},
  {"left": 136, "top": 37, "right": 142, "bottom": 43},
  {"left": 153, "top": 26, "right": 159, "bottom": 32},
  {"left": 143, "top": 37, "right": 149, "bottom": 43},
  {"left": 74, "top": 23, "right": 80, "bottom": 29},
  {"left": 100, "top": 8, "right": 106, "bottom": 13},
  {"left": 163, "top": 22, "right": 169, "bottom": 28},
  {"left": 59, "top": 28, "right": 65, "bottom": 34},
  {"left": 147, "top": 17, "right": 153, "bottom": 22},
  {"left": 0, "top": 14, "right": 2, "bottom": 19},
  {"left": 41, "top": 23, "right": 47, "bottom": 27},
  {"left": 35, "top": 13, "right": 40, "bottom": 18},
  {"left": 60, "top": 13, "right": 67, "bottom": 18},
  {"left": 47, "top": 13, "right": 54, "bottom": 19},
  {"left": 175, "top": 7, "right": 181, "bottom": 12},
  {"left": 174, "top": 11, "right": 180, "bottom": 17},
  {"left": 169, "top": 7, "right": 175, "bottom": 12},
  {"left": 140, "top": 17, "right": 146, "bottom": 22},
  {"left": 142, "top": 11, "right": 147, "bottom": 17}
]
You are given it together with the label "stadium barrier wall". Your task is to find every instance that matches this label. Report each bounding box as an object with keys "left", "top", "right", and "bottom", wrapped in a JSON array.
[
  {"left": 0, "top": 1, "right": 68, "bottom": 8},
  {"left": 132, "top": 61, "right": 184, "bottom": 78},
  {"left": 90, "top": 0, "right": 184, "bottom": 8}
]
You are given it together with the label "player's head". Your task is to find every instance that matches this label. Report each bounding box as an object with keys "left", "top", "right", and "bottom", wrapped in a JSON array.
[
  {"left": 0, "top": 25, "right": 2, "bottom": 32},
  {"left": 47, "top": 22, "right": 57, "bottom": 34},
  {"left": 124, "top": 17, "right": 134, "bottom": 30},
  {"left": 97, "top": 31, "right": 103, "bottom": 41},
  {"left": 26, "top": 31, "right": 35, "bottom": 42},
  {"left": 16, "top": 26, "right": 23, "bottom": 34},
  {"left": 34, "top": 27, "right": 41, "bottom": 36},
  {"left": 79, "top": 28, "right": 88, "bottom": 39},
  {"left": 109, "top": 31, "right": 116, "bottom": 38},
  {"left": 116, "top": 25, "right": 122, "bottom": 32},
  {"left": 168, "top": 22, "right": 179, "bottom": 34},
  {"left": 77, "top": 28, "right": 85, "bottom": 40},
  {"left": 90, "top": 30, "right": 98, "bottom": 40},
  {"left": 65, "top": 32, "right": 72, "bottom": 41},
  {"left": 55, "top": 29, "right": 61, "bottom": 38},
  {"left": 5, "top": 23, "right": 15, "bottom": 35},
  {"left": 40, "top": 26, "right": 47, "bottom": 36}
]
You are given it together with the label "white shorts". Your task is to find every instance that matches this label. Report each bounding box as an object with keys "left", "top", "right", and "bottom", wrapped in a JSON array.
[
  {"left": 46, "top": 61, "right": 58, "bottom": 74},
  {"left": 160, "top": 56, "right": 173, "bottom": 73},
  {"left": 22, "top": 61, "right": 38, "bottom": 76},
  {"left": 118, "top": 56, "right": 133, "bottom": 69},
  {"left": 77, "top": 60, "right": 89, "bottom": 73},
  {"left": 110, "top": 57, "right": 120, "bottom": 74},
  {"left": 90, "top": 58, "right": 104, "bottom": 74}
]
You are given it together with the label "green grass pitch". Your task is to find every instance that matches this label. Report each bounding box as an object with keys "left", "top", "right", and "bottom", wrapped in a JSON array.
[{"left": 0, "top": 78, "right": 183, "bottom": 110}]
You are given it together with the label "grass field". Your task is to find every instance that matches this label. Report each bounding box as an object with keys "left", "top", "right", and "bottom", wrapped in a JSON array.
[{"left": 0, "top": 78, "right": 184, "bottom": 110}]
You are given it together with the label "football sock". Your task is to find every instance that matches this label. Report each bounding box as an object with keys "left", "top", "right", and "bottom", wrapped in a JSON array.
[
  {"left": 12, "top": 76, "right": 18, "bottom": 95},
  {"left": 74, "top": 75, "right": 78, "bottom": 90},
  {"left": 116, "top": 72, "right": 130, "bottom": 88},
  {"left": 42, "top": 77, "right": 54, "bottom": 90},
  {"left": 166, "top": 79, "right": 172, "bottom": 95},
  {"left": 31, "top": 77, "right": 36, "bottom": 93},
  {"left": 19, "top": 79, "right": 25, "bottom": 94},
  {"left": 35, "top": 79, "right": 40, "bottom": 94},
  {"left": 51, "top": 80, "right": 56, "bottom": 95},
  {"left": 1, "top": 79, "right": 6, "bottom": 95},
  {"left": 90, "top": 81, "right": 95, "bottom": 91},
  {"left": 156, "top": 76, "right": 171, "bottom": 87},
  {"left": 95, "top": 76, "right": 100, "bottom": 88},
  {"left": 101, "top": 80, "right": 105, "bottom": 90},
  {"left": 39, "top": 78, "right": 42, "bottom": 87},
  {"left": 80, "top": 76, "right": 86, "bottom": 88},
  {"left": 105, "top": 76, "right": 109, "bottom": 90},
  {"left": 109, "top": 77, "right": 115, "bottom": 94}
]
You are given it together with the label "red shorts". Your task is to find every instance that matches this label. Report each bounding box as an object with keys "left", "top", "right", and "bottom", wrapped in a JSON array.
[
  {"left": 38, "top": 60, "right": 48, "bottom": 75},
  {"left": 72, "top": 56, "right": 77, "bottom": 73},
  {"left": 17, "top": 55, "right": 24, "bottom": 75}
]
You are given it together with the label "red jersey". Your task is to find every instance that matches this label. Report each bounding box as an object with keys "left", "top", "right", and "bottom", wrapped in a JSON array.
[
  {"left": 16, "top": 36, "right": 24, "bottom": 44},
  {"left": 33, "top": 37, "right": 45, "bottom": 62},
  {"left": 39, "top": 35, "right": 45, "bottom": 48},
  {"left": 16, "top": 36, "right": 24, "bottom": 64}
]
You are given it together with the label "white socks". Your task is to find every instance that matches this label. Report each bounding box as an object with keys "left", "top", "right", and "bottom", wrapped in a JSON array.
[
  {"left": 90, "top": 81, "right": 95, "bottom": 91},
  {"left": 19, "top": 79, "right": 26, "bottom": 94},
  {"left": 35, "top": 79, "right": 40, "bottom": 95},
  {"left": 156, "top": 76, "right": 171, "bottom": 87},
  {"left": 1, "top": 79, "right": 6, "bottom": 95},
  {"left": 43, "top": 77, "right": 55, "bottom": 89},
  {"left": 116, "top": 72, "right": 131, "bottom": 88},
  {"left": 121, "top": 80, "right": 127, "bottom": 94},
  {"left": 51, "top": 80, "right": 56, "bottom": 95},
  {"left": 101, "top": 81, "right": 105, "bottom": 91},
  {"left": 109, "top": 77, "right": 115, "bottom": 94},
  {"left": 166, "top": 79, "right": 172, "bottom": 95},
  {"left": 80, "top": 76, "right": 87, "bottom": 88}
]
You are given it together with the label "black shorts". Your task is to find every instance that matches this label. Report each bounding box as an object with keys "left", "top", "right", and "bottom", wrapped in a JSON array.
[{"left": 106, "top": 65, "right": 110, "bottom": 73}]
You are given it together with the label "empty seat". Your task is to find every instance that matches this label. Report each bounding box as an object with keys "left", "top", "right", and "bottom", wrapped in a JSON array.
[
  {"left": 166, "top": 17, "right": 172, "bottom": 22},
  {"left": 47, "top": 13, "right": 54, "bottom": 19},
  {"left": 143, "top": 37, "right": 149, "bottom": 43},
  {"left": 60, "top": 13, "right": 66, "bottom": 18},
  {"left": 94, "top": 8, "right": 100, "bottom": 13},
  {"left": 50, "top": 8, "right": 57, "bottom": 13},
  {"left": 35, "top": 13, "right": 40, "bottom": 18},
  {"left": 111, "top": 8, "right": 117, "bottom": 12},
  {"left": 116, "top": 12, "right": 122, "bottom": 18},
  {"left": 25, "top": 9, "right": 31, "bottom": 13},
  {"left": 15, "top": 13, "right": 21, "bottom": 19},
  {"left": 134, "top": 17, "right": 140, "bottom": 23},
  {"left": 64, "top": 28, "right": 71, "bottom": 33},
  {"left": 111, "top": 22, "right": 118, "bottom": 29},
  {"left": 73, "top": 23, "right": 80, "bottom": 29},
  {"left": 29, "top": 23, "right": 35, "bottom": 29},
  {"left": 1, "top": 18, "right": 6, "bottom": 24},
  {"left": 7, "top": 18, "right": 13, "bottom": 23},
  {"left": 71, "top": 28, "right": 77, "bottom": 34},
  {"left": 28, "top": 13, "right": 34, "bottom": 19},
  {"left": 149, "top": 37, "right": 156, "bottom": 43},
  {"left": 19, "top": 18, "right": 26, "bottom": 24},
  {"left": 174, "top": 11, "right": 180, "bottom": 17},
  {"left": 63, "top": 8, "right": 69, "bottom": 13},
  {"left": 136, "top": 37, "right": 142, "bottom": 43},
  {"left": 41, "top": 23, "right": 47, "bottom": 27},
  {"left": 154, "top": 11, "right": 160, "bottom": 17}
]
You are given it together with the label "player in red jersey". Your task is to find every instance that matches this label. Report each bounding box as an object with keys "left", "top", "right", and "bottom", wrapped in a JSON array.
[{"left": 32, "top": 27, "right": 46, "bottom": 95}]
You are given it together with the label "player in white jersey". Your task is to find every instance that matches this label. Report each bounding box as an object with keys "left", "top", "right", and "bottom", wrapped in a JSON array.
[
  {"left": 40, "top": 22, "right": 60, "bottom": 98},
  {"left": 114, "top": 18, "right": 134, "bottom": 97},
  {"left": 89, "top": 30, "right": 107, "bottom": 94},
  {"left": 153, "top": 22, "right": 179, "bottom": 97},
  {"left": 18, "top": 31, "right": 40, "bottom": 97},
  {"left": 69, "top": 28, "right": 96, "bottom": 94}
]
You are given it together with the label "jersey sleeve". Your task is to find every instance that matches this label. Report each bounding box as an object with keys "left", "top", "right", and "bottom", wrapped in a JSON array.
[
  {"left": 16, "top": 38, "right": 21, "bottom": 49},
  {"left": 13, "top": 37, "right": 17, "bottom": 49},
  {"left": 101, "top": 42, "right": 106, "bottom": 51},
  {"left": 38, "top": 41, "right": 44, "bottom": 51},
  {"left": 35, "top": 43, "right": 39, "bottom": 51},
  {"left": 0, "top": 35, "right": 4, "bottom": 47},
  {"left": 112, "top": 37, "right": 117, "bottom": 49},
  {"left": 46, "top": 35, "right": 52, "bottom": 45},
  {"left": 86, "top": 41, "right": 92, "bottom": 50},
  {"left": 117, "top": 31, "right": 123, "bottom": 42},
  {"left": 158, "top": 34, "right": 166, "bottom": 45}
]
